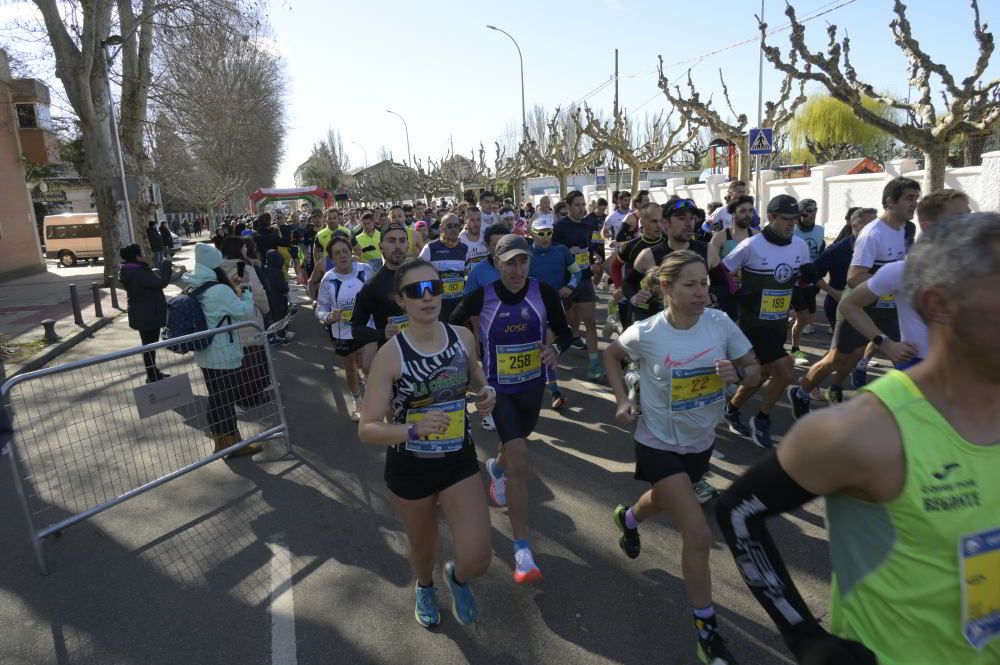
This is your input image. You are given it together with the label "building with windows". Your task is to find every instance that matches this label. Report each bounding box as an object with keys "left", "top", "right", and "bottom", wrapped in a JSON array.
[{"left": 0, "top": 50, "right": 47, "bottom": 279}]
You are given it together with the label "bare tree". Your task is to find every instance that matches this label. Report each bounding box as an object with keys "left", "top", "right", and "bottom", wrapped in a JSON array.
[
  {"left": 761, "top": 0, "right": 1000, "bottom": 190},
  {"left": 658, "top": 62, "right": 807, "bottom": 182},
  {"left": 579, "top": 106, "right": 699, "bottom": 193},
  {"left": 150, "top": 16, "right": 285, "bottom": 219},
  {"left": 31, "top": 0, "right": 255, "bottom": 281},
  {"left": 377, "top": 145, "right": 393, "bottom": 162},
  {"left": 519, "top": 106, "right": 598, "bottom": 197},
  {"left": 295, "top": 129, "right": 351, "bottom": 190}
]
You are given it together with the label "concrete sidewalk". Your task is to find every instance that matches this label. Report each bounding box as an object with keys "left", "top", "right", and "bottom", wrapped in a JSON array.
[{"left": 0, "top": 242, "right": 199, "bottom": 380}]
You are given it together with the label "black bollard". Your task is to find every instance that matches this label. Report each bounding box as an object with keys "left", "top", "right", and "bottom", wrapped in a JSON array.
[
  {"left": 110, "top": 281, "right": 120, "bottom": 310},
  {"left": 91, "top": 282, "right": 103, "bottom": 318},
  {"left": 69, "top": 284, "right": 84, "bottom": 326},
  {"left": 40, "top": 319, "right": 59, "bottom": 342}
]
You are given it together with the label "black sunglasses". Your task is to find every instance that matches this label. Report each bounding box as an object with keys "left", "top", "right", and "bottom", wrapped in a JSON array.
[{"left": 399, "top": 279, "right": 443, "bottom": 299}]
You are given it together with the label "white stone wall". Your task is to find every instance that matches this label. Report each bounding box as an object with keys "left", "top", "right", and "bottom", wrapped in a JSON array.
[{"left": 558, "top": 151, "right": 1000, "bottom": 241}]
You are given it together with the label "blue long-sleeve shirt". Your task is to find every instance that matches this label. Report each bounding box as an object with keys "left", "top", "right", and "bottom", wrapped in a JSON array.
[
  {"left": 530, "top": 244, "right": 580, "bottom": 292},
  {"left": 464, "top": 257, "right": 501, "bottom": 295}
]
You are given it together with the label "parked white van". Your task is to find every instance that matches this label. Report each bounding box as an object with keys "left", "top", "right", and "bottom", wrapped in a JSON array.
[{"left": 43, "top": 213, "right": 102, "bottom": 267}]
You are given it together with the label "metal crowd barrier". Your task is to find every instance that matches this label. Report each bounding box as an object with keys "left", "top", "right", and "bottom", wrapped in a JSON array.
[{"left": 3, "top": 320, "right": 291, "bottom": 574}]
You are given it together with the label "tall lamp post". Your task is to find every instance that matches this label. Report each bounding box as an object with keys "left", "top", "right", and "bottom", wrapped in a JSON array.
[
  {"left": 486, "top": 25, "right": 526, "bottom": 133},
  {"left": 385, "top": 110, "right": 412, "bottom": 166},
  {"left": 351, "top": 141, "right": 369, "bottom": 168},
  {"left": 100, "top": 34, "right": 135, "bottom": 245}
]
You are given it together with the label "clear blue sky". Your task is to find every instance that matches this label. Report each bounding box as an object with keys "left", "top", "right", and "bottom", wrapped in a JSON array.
[{"left": 269, "top": 0, "right": 998, "bottom": 186}]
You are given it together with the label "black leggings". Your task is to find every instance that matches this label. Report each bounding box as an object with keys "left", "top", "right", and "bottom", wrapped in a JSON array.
[
  {"left": 201, "top": 367, "right": 240, "bottom": 436},
  {"left": 139, "top": 328, "right": 161, "bottom": 378}
]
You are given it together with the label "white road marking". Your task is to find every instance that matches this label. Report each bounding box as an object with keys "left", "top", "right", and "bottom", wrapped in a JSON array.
[{"left": 269, "top": 533, "right": 297, "bottom": 665}]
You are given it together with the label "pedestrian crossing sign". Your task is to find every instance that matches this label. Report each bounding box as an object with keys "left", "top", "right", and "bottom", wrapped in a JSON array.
[{"left": 749, "top": 128, "right": 773, "bottom": 155}]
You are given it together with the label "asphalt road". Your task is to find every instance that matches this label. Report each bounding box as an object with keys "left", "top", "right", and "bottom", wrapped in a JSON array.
[{"left": 0, "top": 274, "right": 865, "bottom": 665}]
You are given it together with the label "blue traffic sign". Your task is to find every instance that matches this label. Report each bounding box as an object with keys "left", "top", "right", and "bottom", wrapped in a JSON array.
[{"left": 748, "top": 128, "right": 773, "bottom": 155}]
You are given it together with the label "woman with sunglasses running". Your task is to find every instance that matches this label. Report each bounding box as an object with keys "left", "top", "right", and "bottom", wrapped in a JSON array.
[
  {"left": 316, "top": 235, "right": 376, "bottom": 421},
  {"left": 603, "top": 250, "right": 760, "bottom": 665},
  {"left": 359, "top": 260, "right": 496, "bottom": 628}
]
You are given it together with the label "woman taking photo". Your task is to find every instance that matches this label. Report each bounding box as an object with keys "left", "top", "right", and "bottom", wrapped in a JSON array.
[
  {"left": 602, "top": 251, "right": 760, "bottom": 665},
  {"left": 182, "top": 244, "right": 260, "bottom": 457},
  {"left": 118, "top": 243, "right": 182, "bottom": 383},
  {"left": 315, "top": 235, "right": 376, "bottom": 422},
  {"left": 358, "top": 260, "right": 495, "bottom": 629}
]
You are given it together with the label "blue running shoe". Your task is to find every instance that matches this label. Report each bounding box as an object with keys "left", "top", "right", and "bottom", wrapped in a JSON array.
[
  {"left": 444, "top": 561, "right": 477, "bottom": 625},
  {"left": 414, "top": 584, "right": 440, "bottom": 628},
  {"left": 749, "top": 415, "right": 774, "bottom": 449},
  {"left": 852, "top": 366, "right": 868, "bottom": 389}
]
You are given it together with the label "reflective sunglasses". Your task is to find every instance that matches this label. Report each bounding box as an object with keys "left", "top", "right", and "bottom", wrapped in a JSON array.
[
  {"left": 399, "top": 279, "right": 443, "bottom": 299},
  {"left": 667, "top": 198, "right": 696, "bottom": 211},
  {"left": 533, "top": 229, "right": 553, "bottom": 237}
]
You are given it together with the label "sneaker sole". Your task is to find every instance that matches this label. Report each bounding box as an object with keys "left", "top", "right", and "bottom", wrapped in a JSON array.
[
  {"left": 414, "top": 607, "right": 440, "bottom": 628},
  {"left": 787, "top": 386, "right": 810, "bottom": 422},
  {"left": 512, "top": 567, "right": 543, "bottom": 584},
  {"left": 726, "top": 424, "right": 751, "bottom": 439}
]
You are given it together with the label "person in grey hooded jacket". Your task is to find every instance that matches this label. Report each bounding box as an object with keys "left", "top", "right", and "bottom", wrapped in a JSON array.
[{"left": 182, "top": 243, "right": 260, "bottom": 457}]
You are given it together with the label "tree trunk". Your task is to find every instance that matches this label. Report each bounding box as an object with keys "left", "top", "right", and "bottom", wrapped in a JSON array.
[
  {"left": 558, "top": 172, "right": 569, "bottom": 199},
  {"left": 629, "top": 162, "right": 641, "bottom": 197},
  {"left": 923, "top": 143, "right": 948, "bottom": 193},
  {"left": 963, "top": 132, "right": 990, "bottom": 167},
  {"left": 79, "top": 116, "right": 127, "bottom": 285}
]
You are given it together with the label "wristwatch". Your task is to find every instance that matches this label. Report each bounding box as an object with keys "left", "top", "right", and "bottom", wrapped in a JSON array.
[{"left": 871, "top": 335, "right": 884, "bottom": 346}]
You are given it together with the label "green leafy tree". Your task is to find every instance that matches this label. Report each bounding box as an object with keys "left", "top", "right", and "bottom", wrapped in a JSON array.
[{"left": 788, "top": 93, "right": 899, "bottom": 164}]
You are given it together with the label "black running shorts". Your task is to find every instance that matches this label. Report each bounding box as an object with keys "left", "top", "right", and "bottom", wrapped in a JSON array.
[
  {"left": 384, "top": 445, "right": 480, "bottom": 501},
  {"left": 634, "top": 442, "right": 713, "bottom": 485},
  {"left": 742, "top": 325, "right": 788, "bottom": 365},
  {"left": 493, "top": 383, "right": 546, "bottom": 445},
  {"left": 791, "top": 285, "right": 818, "bottom": 314}
]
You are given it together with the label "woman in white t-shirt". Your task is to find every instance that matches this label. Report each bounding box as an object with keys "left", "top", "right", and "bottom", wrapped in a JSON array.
[
  {"left": 316, "top": 235, "right": 376, "bottom": 421},
  {"left": 602, "top": 250, "right": 760, "bottom": 665}
]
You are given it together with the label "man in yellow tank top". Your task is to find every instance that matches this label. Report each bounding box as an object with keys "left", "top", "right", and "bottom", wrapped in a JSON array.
[{"left": 716, "top": 212, "right": 1000, "bottom": 665}]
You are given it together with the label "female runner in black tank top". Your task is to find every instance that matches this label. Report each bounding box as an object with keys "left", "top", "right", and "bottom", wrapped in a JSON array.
[{"left": 359, "top": 260, "right": 496, "bottom": 628}]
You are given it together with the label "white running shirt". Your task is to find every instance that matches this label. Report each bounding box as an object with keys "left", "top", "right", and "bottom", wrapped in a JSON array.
[
  {"left": 617, "top": 308, "right": 752, "bottom": 453},
  {"left": 866, "top": 260, "right": 927, "bottom": 359}
]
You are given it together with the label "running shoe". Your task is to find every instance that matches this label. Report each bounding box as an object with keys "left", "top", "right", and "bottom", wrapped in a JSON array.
[
  {"left": 826, "top": 385, "right": 844, "bottom": 404},
  {"left": 587, "top": 360, "right": 605, "bottom": 381},
  {"left": 697, "top": 631, "right": 739, "bottom": 665},
  {"left": 551, "top": 391, "right": 567, "bottom": 411},
  {"left": 414, "top": 584, "right": 440, "bottom": 628},
  {"left": 809, "top": 386, "right": 826, "bottom": 401},
  {"left": 513, "top": 548, "right": 543, "bottom": 584},
  {"left": 349, "top": 397, "right": 362, "bottom": 422},
  {"left": 802, "top": 324, "right": 814, "bottom": 335},
  {"left": 282, "top": 331, "right": 297, "bottom": 342},
  {"left": 602, "top": 319, "right": 615, "bottom": 338},
  {"left": 852, "top": 366, "right": 868, "bottom": 389},
  {"left": 693, "top": 478, "right": 720, "bottom": 504},
  {"left": 749, "top": 415, "right": 774, "bottom": 449},
  {"left": 485, "top": 458, "right": 507, "bottom": 506},
  {"left": 612, "top": 504, "right": 641, "bottom": 559},
  {"left": 787, "top": 386, "right": 811, "bottom": 420},
  {"left": 443, "top": 561, "right": 477, "bottom": 625},
  {"left": 725, "top": 409, "right": 751, "bottom": 439},
  {"left": 571, "top": 336, "right": 587, "bottom": 350},
  {"left": 791, "top": 350, "right": 809, "bottom": 366},
  {"left": 482, "top": 414, "right": 496, "bottom": 431}
]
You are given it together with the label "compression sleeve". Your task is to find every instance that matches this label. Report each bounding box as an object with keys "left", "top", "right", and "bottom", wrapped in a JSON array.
[
  {"left": 716, "top": 454, "right": 822, "bottom": 644},
  {"left": 539, "top": 282, "right": 573, "bottom": 353},
  {"left": 448, "top": 286, "right": 485, "bottom": 326},
  {"left": 351, "top": 281, "right": 381, "bottom": 346}
]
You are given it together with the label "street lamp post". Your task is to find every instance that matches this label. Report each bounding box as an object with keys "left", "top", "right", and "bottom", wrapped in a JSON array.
[
  {"left": 351, "top": 141, "right": 369, "bottom": 168},
  {"left": 101, "top": 35, "right": 135, "bottom": 245},
  {"left": 385, "top": 110, "right": 412, "bottom": 166},
  {"left": 486, "top": 25, "right": 526, "bottom": 133}
]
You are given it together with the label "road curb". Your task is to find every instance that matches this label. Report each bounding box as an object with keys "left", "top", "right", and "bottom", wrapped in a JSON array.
[{"left": 6, "top": 310, "right": 126, "bottom": 379}]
